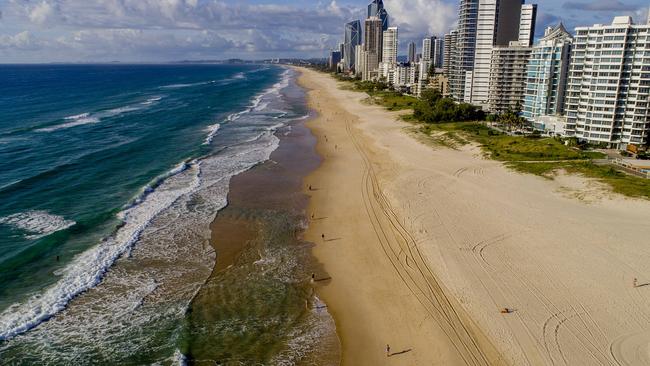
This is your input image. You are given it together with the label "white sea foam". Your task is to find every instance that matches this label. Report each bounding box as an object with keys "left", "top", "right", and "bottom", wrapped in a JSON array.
[
  {"left": 142, "top": 96, "right": 162, "bottom": 105},
  {"left": 0, "top": 132, "right": 283, "bottom": 342},
  {"left": 37, "top": 99, "right": 157, "bottom": 133},
  {"left": 172, "top": 349, "right": 187, "bottom": 366},
  {"left": 0, "top": 66, "right": 296, "bottom": 348},
  {"left": 203, "top": 123, "right": 220, "bottom": 145},
  {"left": 0, "top": 211, "right": 75, "bottom": 240},
  {"left": 0, "top": 161, "right": 202, "bottom": 341},
  {"left": 37, "top": 114, "right": 100, "bottom": 132},
  {"left": 64, "top": 113, "right": 91, "bottom": 121},
  {"left": 161, "top": 81, "right": 214, "bottom": 89}
]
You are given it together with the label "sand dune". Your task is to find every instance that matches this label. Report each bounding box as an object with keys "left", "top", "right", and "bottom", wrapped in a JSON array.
[{"left": 297, "top": 67, "right": 650, "bottom": 366}]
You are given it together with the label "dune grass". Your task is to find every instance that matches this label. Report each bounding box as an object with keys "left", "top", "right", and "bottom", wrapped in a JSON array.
[{"left": 329, "top": 74, "right": 650, "bottom": 200}]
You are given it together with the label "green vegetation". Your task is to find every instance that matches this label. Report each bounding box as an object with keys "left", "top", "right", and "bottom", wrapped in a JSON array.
[
  {"left": 420, "top": 122, "right": 603, "bottom": 160},
  {"left": 337, "top": 79, "right": 419, "bottom": 111},
  {"left": 413, "top": 90, "right": 484, "bottom": 123},
  {"left": 420, "top": 122, "right": 650, "bottom": 199},
  {"left": 327, "top": 72, "right": 650, "bottom": 200}
]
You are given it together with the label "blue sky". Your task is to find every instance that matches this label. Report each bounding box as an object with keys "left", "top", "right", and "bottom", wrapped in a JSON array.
[{"left": 0, "top": 0, "right": 648, "bottom": 63}]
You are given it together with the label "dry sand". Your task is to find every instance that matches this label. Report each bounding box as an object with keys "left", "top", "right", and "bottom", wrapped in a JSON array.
[{"left": 296, "top": 67, "right": 650, "bottom": 366}]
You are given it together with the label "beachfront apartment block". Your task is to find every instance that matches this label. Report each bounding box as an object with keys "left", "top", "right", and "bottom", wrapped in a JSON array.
[
  {"left": 564, "top": 16, "right": 650, "bottom": 148},
  {"left": 447, "top": 0, "right": 479, "bottom": 102},
  {"left": 362, "top": 16, "right": 383, "bottom": 81},
  {"left": 382, "top": 27, "right": 399, "bottom": 64},
  {"left": 443, "top": 30, "right": 458, "bottom": 81},
  {"left": 379, "top": 27, "right": 398, "bottom": 81},
  {"left": 487, "top": 42, "right": 532, "bottom": 113},
  {"left": 354, "top": 45, "right": 364, "bottom": 77},
  {"left": 522, "top": 24, "right": 572, "bottom": 121},
  {"left": 467, "top": 0, "right": 537, "bottom": 108}
]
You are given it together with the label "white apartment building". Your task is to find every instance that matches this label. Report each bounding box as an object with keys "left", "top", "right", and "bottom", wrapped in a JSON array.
[
  {"left": 518, "top": 4, "right": 537, "bottom": 47},
  {"left": 468, "top": 0, "right": 537, "bottom": 107},
  {"left": 354, "top": 45, "right": 364, "bottom": 77},
  {"left": 382, "top": 27, "right": 398, "bottom": 64},
  {"left": 422, "top": 37, "right": 432, "bottom": 62},
  {"left": 565, "top": 16, "right": 650, "bottom": 148}
]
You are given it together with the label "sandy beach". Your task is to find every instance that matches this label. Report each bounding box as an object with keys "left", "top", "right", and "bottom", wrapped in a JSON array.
[{"left": 297, "top": 67, "right": 650, "bottom": 366}]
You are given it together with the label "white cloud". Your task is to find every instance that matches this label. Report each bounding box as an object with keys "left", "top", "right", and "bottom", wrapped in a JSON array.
[
  {"left": 29, "top": 1, "right": 55, "bottom": 24},
  {"left": 0, "top": 31, "right": 43, "bottom": 50},
  {"left": 385, "top": 0, "right": 456, "bottom": 36}
]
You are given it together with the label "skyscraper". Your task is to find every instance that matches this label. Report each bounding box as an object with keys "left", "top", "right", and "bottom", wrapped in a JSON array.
[
  {"left": 354, "top": 44, "right": 364, "bottom": 77},
  {"left": 469, "top": 0, "right": 536, "bottom": 106},
  {"left": 448, "top": 0, "right": 479, "bottom": 102},
  {"left": 443, "top": 31, "right": 458, "bottom": 78},
  {"left": 408, "top": 42, "right": 417, "bottom": 64},
  {"left": 565, "top": 16, "right": 650, "bottom": 148},
  {"left": 367, "top": 0, "right": 389, "bottom": 31},
  {"left": 367, "top": 0, "right": 382, "bottom": 18},
  {"left": 518, "top": 4, "right": 537, "bottom": 47},
  {"left": 422, "top": 37, "right": 433, "bottom": 61},
  {"left": 328, "top": 50, "right": 342, "bottom": 70},
  {"left": 343, "top": 20, "right": 362, "bottom": 73},
  {"left": 522, "top": 23, "right": 572, "bottom": 121},
  {"left": 380, "top": 27, "right": 398, "bottom": 81},
  {"left": 433, "top": 38, "right": 444, "bottom": 68},
  {"left": 363, "top": 16, "right": 383, "bottom": 81}
]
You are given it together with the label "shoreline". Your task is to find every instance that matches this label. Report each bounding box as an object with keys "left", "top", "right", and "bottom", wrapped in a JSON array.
[
  {"left": 296, "top": 67, "right": 502, "bottom": 365},
  {"left": 192, "top": 78, "right": 341, "bottom": 364},
  {"left": 295, "top": 67, "right": 650, "bottom": 366}
]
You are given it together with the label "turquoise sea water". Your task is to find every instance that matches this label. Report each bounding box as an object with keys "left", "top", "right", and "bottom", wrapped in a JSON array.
[{"left": 0, "top": 64, "right": 330, "bottom": 364}]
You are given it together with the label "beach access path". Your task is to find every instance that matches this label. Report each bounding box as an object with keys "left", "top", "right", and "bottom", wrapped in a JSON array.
[{"left": 297, "top": 67, "right": 650, "bottom": 366}]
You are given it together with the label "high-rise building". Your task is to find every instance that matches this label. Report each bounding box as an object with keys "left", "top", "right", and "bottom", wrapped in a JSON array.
[
  {"left": 354, "top": 44, "right": 365, "bottom": 77},
  {"left": 518, "top": 4, "right": 537, "bottom": 47},
  {"left": 343, "top": 20, "right": 362, "bottom": 73},
  {"left": 408, "top": 41, "right": 417, "bottom": 64},
  {"left": 433, "top": 38, "right": 445, "bottom": 68},
  {"left": 448, "top": 0, "right": 479, "bottom": 102},
  {"left": 422, "top": 37, "right": 433, "bottom": 61},
  {"left": 443, "top": 31, "right": 458, "bottom": 79},
  {"left": 328, "top": 50, "right": 342, "bottom": 70},
  {"left": 469, "top": 0, "right": 536, "bottom": 107},
  {"left": 487, "top": 42, "right": 532, "bottom": 113},
  {"left": 565, "top": 16, "right": 650, "bottom": 148},
  {"left": 363, "top": 16, "right": 383, "bottom": 80},
  {"left": 380, "top": 27, "right": 398, "bottom": 81},
  {"left": 367, "top": 0, "right": 389, "bottom": 31},
  {"left": 382, "top": 27, "right": 397, "bottom": 62},
  {"left": 522, "top": 23, "right": 572, "bottom": 121}
]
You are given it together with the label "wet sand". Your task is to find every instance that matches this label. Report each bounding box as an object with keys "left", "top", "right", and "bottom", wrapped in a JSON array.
[{"left": 187, "top": 119, "right": 340, "bottom": 364}]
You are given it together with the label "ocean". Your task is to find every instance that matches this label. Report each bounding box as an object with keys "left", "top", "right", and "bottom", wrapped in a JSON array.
[{"left": 0, "top": 64, "right": 338, "bottom": 364}]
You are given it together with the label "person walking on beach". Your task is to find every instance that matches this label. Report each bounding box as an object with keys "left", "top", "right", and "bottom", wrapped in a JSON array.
[
  {"left": 634, "top": 278, "right": 638, "bottom": 287},
  {"left": 321, "top": 234, "right": 325, "bottom": 240},
  {"left": 386, "top": 344, "right": 391, "bottom": 357}
]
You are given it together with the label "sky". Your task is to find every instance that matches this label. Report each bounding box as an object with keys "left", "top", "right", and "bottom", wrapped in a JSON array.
[{"left": 0, "top": 0, "right": 649, "bottom": 63}]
